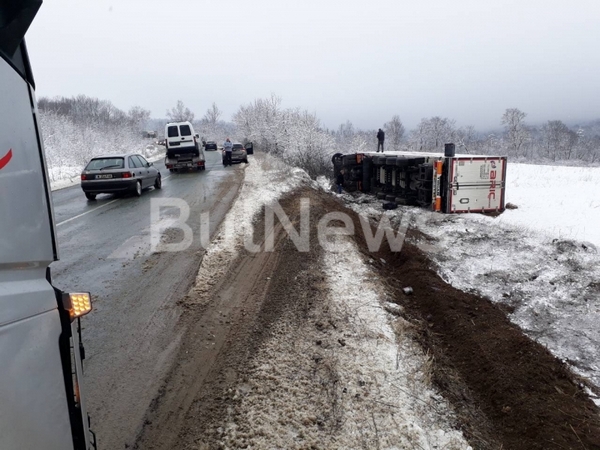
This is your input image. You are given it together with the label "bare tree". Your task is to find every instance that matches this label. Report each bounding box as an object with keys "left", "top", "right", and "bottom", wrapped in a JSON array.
[
  {"left": 384, "top": 115, "right": 405, "bottom": 151},
  {"left": 336, "top": 120, "right": 355, "bottom": 150},
  {"left": 202, "top": 102, "right": 222, "bottom": 124},
  {"left": 541, "top": 120, "right": 578, "bottom": 161},
  {"left": 455, "top": 126, "right": 477, "bottom": 154},
  {"left": 166, "top": 100, "right": 195, "bottom": 123},
  {"left": 501, "top": 108, "right": 529, "bottom": 157},
  {"left": 410, "top": 117, "right": 455, "bottom": 151},
  {"left": 128, "top": 106, "right": 151, "bottom": 129}
]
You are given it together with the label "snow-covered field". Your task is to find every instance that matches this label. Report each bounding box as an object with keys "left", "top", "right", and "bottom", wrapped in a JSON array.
[
  {"left": 347, "top": 162, "right": 600, "bottom": 399},
  {"left": 499, "top": 163, "right": 600, "bottom": 246}
]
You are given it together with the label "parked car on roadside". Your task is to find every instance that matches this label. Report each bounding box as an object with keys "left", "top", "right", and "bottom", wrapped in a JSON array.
[
  {"left": 204, "top": 141, "right": 217, "bottom": 151},
  {"left": 222, "top": 142, "right": 249, "bottom": 165},
  {"left": 80, "top": 153, "right": 161, "bottom": 200}
]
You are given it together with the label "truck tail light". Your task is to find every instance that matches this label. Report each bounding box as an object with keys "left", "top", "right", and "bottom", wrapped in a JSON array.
[
  {"left": 122, "top": 172, "right": 132, "bottom": 178},
  {"left": 63, "top": 292, "right": 92, "bottom": 321}
]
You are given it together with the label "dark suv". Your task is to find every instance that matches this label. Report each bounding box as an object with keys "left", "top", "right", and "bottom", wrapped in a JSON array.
[{"left": 204, "top": 141, "right": 217, "bottom": 151}]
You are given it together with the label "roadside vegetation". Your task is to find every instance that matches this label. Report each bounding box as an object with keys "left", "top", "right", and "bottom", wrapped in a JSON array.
[{"left": 40, "top": 94, "right": 600, "bottom": 187}]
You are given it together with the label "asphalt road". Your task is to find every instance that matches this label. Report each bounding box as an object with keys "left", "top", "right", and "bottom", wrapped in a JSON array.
[{"left": 50, "top": 150, "right": 245, "bottom": 449}]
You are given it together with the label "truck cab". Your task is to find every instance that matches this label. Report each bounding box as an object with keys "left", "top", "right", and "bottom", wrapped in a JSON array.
[{"left": 0, "top": 2, "right": 95, "bottom": 449}]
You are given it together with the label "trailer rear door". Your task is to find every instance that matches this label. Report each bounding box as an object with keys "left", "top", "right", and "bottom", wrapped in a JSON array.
[{"left": 446, "top": 156, "right": 507, "bottom": 213}]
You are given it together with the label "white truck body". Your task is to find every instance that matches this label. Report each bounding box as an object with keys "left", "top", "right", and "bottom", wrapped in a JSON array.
[{"left": 0, "top": 3, "right": 94, "bottom": 449}]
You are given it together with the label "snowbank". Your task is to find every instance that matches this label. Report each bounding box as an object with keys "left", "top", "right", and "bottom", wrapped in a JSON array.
[{"left": 191, "top": 155, "right": 312, "bottom": 300}]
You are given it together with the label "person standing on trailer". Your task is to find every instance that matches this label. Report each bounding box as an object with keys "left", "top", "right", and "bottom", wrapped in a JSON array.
[
  {"left": 377, "top": 128, "right": 385, "bottom": 152},
  {"left": 223, "top": 138, "right": 233, "bottom": 166}
]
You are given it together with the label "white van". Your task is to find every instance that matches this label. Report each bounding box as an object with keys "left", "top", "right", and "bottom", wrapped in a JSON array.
[
  {"left": 1, "top": 2, "right": 96, "bottom": 449},
  {"left": 164, "top": 121, "right": 206, "bottom": 171},
  {"left": 165, "top": 121, "right": 198, "bottom": 151}
]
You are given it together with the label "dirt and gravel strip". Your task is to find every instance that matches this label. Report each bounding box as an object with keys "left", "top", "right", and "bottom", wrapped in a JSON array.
[{"left": 133, "top": 160, "right": 600, "bottom": 449}]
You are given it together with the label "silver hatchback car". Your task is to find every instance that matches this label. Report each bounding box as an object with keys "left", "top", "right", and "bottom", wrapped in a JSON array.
[
  {"left": 222, "top": 142, "right": 248, "bottom": 165},
  {"left": 80, "top": 153, "right": 161, "bottom": 200}
]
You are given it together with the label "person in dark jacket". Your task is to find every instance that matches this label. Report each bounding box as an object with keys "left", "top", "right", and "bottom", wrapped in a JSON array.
[
  {"left": 336, "top": 169, "right": 345, "bottom": 194},
  {"left": 377, "top": 128, "right": 385, "bottom": 152}
]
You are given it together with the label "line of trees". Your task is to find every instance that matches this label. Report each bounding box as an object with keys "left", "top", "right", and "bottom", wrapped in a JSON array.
[
  {"left": 38, "top": 95, "right": 154, "bottom": 182},
  {"left": 38, "top": 94, "right": 600, "bottom": 183},
  {"left": 232, "top": 96, "right": 600, "bottom": 178}
]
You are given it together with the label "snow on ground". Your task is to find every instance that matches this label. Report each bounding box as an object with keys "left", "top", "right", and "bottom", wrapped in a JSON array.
[
  {"left": 191, "top": 155, "right": 313, "bottom": 300},
  {"left": 344, "top": 161, "right": 600, "bottom": 398},
  {"left": 217, "top": 237, "right": 470, "bottom": 450},
  {"left": 499, "top": 163, "right": 600, "bottom": 246}
]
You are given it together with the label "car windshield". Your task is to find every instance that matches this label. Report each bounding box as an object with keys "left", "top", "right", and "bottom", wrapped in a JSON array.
[{"left": 85, "top": 158, "right": 124, "bottom": 170}]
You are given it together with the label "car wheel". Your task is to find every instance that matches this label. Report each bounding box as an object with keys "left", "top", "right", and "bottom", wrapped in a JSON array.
[
  {"left": 244, "top": 159, "right": 248, "bottom": 164},
  {"left": 85, "top": 193, "right": 96, "bottom": 201},
  {"left": 169, "top": 169, "right": 174, "bottom": 173},
  {"left": 154, "top": 174, "right": 162, "bottom": 189},
  {"left": 134, "top": 181, "right": 142, "bottom": 197}
]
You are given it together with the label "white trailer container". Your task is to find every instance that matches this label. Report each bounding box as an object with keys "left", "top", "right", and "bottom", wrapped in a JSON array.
[{"left": 445, "top": 156, "right": 506, "bottom": 213}]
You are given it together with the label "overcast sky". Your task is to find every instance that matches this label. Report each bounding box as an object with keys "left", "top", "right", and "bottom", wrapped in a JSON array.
[{"left": 26, "top": 0, "right": 600, "bottom": 131}]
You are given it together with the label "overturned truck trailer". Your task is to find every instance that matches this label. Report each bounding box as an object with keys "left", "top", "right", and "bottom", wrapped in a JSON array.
[{"left": 333, "top": 143, "right": 507, "bottom": 214}]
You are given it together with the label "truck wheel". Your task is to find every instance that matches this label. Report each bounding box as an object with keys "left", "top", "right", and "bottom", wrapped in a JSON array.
[
  {"left": 134, "top": 181, "right": 142, "bottom": 197},
  {"left": 376, "top": 192, "right": 386, "bottom": 200},
  {"left": 85, "top": 193, "right": 96, "bottom": 201},
  {"left": 154, "top": 174, "right": 162, "bottom": 189}
]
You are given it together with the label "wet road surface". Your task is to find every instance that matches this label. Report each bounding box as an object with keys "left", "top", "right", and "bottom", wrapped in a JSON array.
[{"left": 50, "top": 150, "right": 245, "bottom": 449}]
